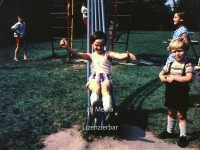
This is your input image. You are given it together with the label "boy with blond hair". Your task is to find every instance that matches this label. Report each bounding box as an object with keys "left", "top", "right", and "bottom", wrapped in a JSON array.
[{"left": 159, "top": 37, "right": 193, "bottom": 148}]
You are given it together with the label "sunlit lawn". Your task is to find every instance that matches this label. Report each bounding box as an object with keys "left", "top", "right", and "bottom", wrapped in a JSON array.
[{"left": 0, "top": 31, "right": 200, "bottom": 149}]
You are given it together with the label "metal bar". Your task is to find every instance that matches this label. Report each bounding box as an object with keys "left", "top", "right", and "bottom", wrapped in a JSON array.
[
  {"left": 67, "top": 0, "right": 72, "bottom": 62},
  {"left": 98, "top": 0, "right": 101, "bottom": 30},
  {"left": 48, "top": 0, "right": 55, "bottom": 56},
  {"left": 87, "top": 0, "right": 91, "bottom": 109},
  {"left": 125, "top": 1, "right": 134, "bottom": 51},
  {"left": 91, "top": 0, "right": 94, "bottom": 34},
  {"left": 101, "top": 0, "right": 106, "bottom": 32},
  {"left": 71, "top": 0, "right": 74, "bottom": 48},
  {"left": 94, "top": 0, "right": 98, "bottom": 31}
]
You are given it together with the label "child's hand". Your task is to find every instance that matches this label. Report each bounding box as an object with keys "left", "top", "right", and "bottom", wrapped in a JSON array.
[
  {"left": 160, "top": 75, "right": 168, "bottom": 82},
  {"left": 60, "top": 38, "right": 68, "bottom": 48},
  {"left": 166, "top": 75, "right": 174, "bottom": 83},
  {"left": 129, "top": 53, "right": 136, "bottom": 61}
]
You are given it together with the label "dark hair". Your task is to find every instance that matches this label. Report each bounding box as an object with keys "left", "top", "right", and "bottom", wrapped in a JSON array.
[
  {"left": 17, "top": 14, "right": 24, "bottom": 19},
  {"left": 175, "top": 11, "right": 185, "bottom": 20},
  {"left": 90, "top": 31, "right": 107, "bottom": 45}
]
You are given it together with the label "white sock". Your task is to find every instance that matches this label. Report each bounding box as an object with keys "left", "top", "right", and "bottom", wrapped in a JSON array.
[
  {"left": 90, "top": 93, "right": 99, "bottom": 107},
  {"left": 102, "top": 95, "right": 112, "bottom": 112},
  {"left": 167, "top": 116, "right": 176, "bottom": 133},
  {"left": 179, "top": 123, "right": 187, "bottom": 137}
]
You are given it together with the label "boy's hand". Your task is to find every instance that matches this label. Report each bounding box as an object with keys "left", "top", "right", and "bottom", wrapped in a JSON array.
[
  {"left": 166, "top": 75, "right": 174, "bottom": 83},
  {"left": 160, "top": 75, "right": 168, "bottom": 82}
]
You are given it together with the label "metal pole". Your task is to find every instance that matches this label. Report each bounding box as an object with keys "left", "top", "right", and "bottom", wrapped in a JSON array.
[
  {"left": 94, "top": 0, "right": 98, "bottom": 31},
  {"left": 71, "top": 0, "right": 74, "bottom": 48},
  {"left": 67, "top": 0, "right": 71, "bottom": 61},
  {"left": 87, "top": 0, "right": 91, "bottom": 108},
  {"left": 98, "top": 0, "right": 101, "bottom": 30},
  {"left": 91, "top": 0, "right": 94, "bottom": 34}
]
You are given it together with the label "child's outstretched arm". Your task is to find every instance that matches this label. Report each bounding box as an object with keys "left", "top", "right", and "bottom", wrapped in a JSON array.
[
  {"left": 60, "top": 38, "right": 91, "bottom": 61},
  {"left": 108, "top": 51, "right": 136, "bottom": 60}
]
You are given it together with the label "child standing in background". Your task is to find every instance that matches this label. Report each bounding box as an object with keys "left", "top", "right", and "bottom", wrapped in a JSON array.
[
  {"left": 166, "top": 12, "right": 190, "bottom": 64},
  {"left": 159, "top": 38, "right": 193, "bottom": 148},
  {"left": 11, "top": 15, "right": 28, "bottom": 61},
  {"left": 81, "top": 2, "right": 88, "bottom": 26}
]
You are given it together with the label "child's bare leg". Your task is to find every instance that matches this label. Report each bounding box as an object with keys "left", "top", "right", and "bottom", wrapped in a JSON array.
[
  {"left": 23, "top": 43, "right": 28, "bottom": 60},
  {"left": 14, "top": 44, "right": 19, "bottom": 61},
  {"left": 88, "top": 79, "right": 101, "bottom": 108},
  {"left": 101, "top": 81, "right": 112, "bottom": 111}
]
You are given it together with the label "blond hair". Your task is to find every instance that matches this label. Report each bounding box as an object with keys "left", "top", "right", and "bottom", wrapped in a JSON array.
[{"left": 167, "top": 37, "right": 189, "bottom": 51}]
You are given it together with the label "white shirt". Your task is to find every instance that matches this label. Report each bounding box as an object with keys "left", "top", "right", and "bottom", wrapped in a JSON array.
[
  {"left": 81, "top": 6, "right": 88, "bottom": 19},
  {"left": 11, "top": 21, "right": 26, "bottom": 38}
]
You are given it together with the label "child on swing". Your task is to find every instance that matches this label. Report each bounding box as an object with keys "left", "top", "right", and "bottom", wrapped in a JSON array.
[
  {"left": 60, "top": 31, "right": 136, "bottom": 120},
  {"left": 159, "top": 37, "right": 193, "bottom": 148}
]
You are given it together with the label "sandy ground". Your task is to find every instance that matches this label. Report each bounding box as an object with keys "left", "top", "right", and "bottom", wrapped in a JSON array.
[{"left": 41, "top": 124, "right": 196, "bottom": 150}]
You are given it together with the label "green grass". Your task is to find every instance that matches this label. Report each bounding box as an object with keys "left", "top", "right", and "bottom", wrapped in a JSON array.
[{"left": 0, "top": 31, "right": 200, "bottom": 149}]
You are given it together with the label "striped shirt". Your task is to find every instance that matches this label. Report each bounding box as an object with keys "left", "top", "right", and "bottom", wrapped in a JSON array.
[{"left": 163, "top": 62, "right": 193, "bottom": 76}]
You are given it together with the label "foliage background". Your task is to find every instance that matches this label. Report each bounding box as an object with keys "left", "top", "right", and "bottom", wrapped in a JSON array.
[{"left": 0, "top": 0, "right": 200, "bottom": 46}]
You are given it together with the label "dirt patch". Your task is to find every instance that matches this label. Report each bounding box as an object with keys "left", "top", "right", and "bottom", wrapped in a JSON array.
[{"left": 42, "top": 124, "right": 196, "bottom": 150}]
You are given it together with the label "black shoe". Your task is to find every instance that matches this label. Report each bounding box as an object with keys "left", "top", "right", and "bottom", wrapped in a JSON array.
[
  {"left": 158, "top": 131, "right": 176, "bottom": 139},
  {"left": 177, "top": 136, "right": 188, "bottom": 148}
]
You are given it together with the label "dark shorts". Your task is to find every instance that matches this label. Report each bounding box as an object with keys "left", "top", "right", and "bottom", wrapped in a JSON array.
[{"left": 165, "top": 82, "right": 190, "bottom": 111}]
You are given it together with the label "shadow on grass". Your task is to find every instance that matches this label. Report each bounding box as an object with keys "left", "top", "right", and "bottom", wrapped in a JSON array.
[
  {"left": 0, "top": 57, "right": 82, "bottom": 70},
  {"left": 136, "top": 53, "right": 198, "bottom": 66},
  {"left": 41, "top": 53, "right": 68, "bottom": 60},
  {"left": 188, "top": 130, "right": 200, "bottom": 143},
  {"left": 136, "top": 54, "right": 166, "bottom": 66},
  {"left": 118, "top": 77, "right": 165, "bottom": 130}
]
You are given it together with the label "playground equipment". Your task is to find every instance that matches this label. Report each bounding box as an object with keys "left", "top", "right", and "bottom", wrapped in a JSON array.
[
  {"left": 48, "top": 0, "right": 134, "bottom": 61},
  {"left": 48, "top": 0, "right": 73, "bottom": 61},
  {"left": 106, "top": 0, "right": 135, "bottom": 51},
  {"left": 49, "top": 0, "right": 135, "bottom": 133},
  {"left": 85, "top": 0, "right": 120, "bottom": 134},
  {"left": 86, "top": 0, "right": 108, "bottom": 130},
  {"left": 48, "top": 0, "right": 86, "bottom": 61}
]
